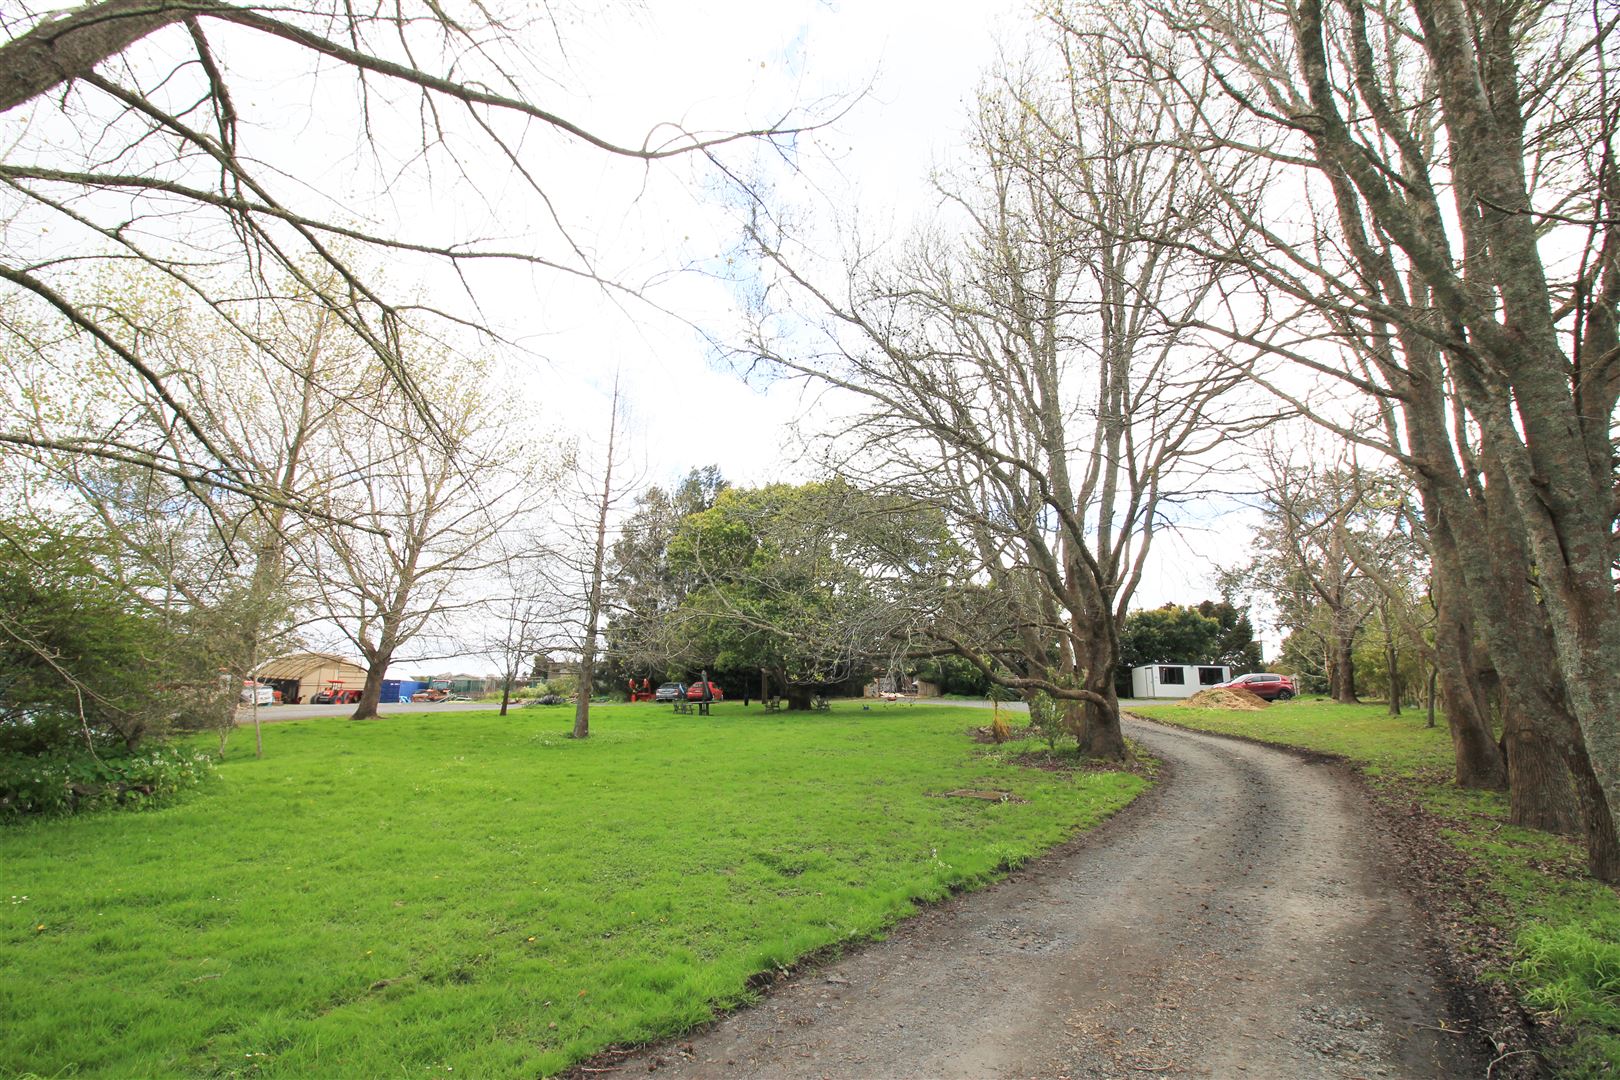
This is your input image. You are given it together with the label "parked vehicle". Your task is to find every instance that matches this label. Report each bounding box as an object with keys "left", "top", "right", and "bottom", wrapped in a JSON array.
[
  {"left": 240, "top": 682, "right": 275, "bottom": 706},
  {"left": 653, "top": 682, "right": 684, "bottom": 702},
  {"left": 685, "top": 681, "right": 724, "bottom": 702},
  {"left": 1215, "top": 673, "right": 1297, "bottom": 701},
  {"left": 311, "top": 683, "right": 362, "bottom": 704},
  {"left": 411, "top": 687, "right": 450, "bottom": 703}
]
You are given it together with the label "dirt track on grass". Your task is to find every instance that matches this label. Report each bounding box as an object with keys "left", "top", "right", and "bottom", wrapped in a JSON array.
[{"left": 607, "top": 715, "right": 1489, "bottom": 1079}]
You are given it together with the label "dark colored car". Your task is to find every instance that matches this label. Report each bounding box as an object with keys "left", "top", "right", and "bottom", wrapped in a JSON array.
[
  {"left": 1215, "top": 673, "right": 1297, "bottom": 701},
  {"left": 685, "top": 681, "right": 724, "bottom": 702},
  {"left": 653, "top": 682, "right": 684, "bottom": 702}
]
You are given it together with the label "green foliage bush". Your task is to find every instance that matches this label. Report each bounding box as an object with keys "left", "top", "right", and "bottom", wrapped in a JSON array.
[
  {"left": 915, "top": 655, "right": 990, "bottom": 696},
  {"left": 0, "top": 743, "right": 214, "bottom": 819},
  {"left": 0, "top": 521, "right": 236, "bottom": 753},
  {"left": 1515, "top": 918, "right": 1620, "bottom": 1075},
  {"left": 1027, "top": 691, "right": 1071, "bottom": 751}
]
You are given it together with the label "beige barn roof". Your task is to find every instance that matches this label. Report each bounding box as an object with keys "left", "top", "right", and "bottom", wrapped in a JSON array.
[{"left": 255, "top": 652, "right": 367, "bottom": 683}]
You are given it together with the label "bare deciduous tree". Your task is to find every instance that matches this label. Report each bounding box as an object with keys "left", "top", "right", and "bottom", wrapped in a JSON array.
[
  {"left": 1, "top": 268, "right": 380, "bottom": 752},
  {"left": 1081, "top": 0, "right": 1620, "bottom": 874},
  {"left": 746, "top": 41, "right": 1258, "bottom": 758},
  {"left": 303, "top": 348, "right": 543, "bottom": 722},
  {"left": 567, "top": 376, "right": 628, "bottom": 740},
  {"left": 480, "top": 546, "right": 568, "bottom": 717}
]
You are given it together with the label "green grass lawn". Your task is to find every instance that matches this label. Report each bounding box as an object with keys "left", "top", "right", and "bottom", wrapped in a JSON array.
[
  {"left": 1, "top": 702, "right": 1143, "bottom": 1079},
  {"left": 1132, "top": 697, "right": 1620, "bottom": 1077}
]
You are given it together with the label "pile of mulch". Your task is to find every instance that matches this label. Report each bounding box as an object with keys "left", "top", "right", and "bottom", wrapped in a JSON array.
[{"left": 1182, "top": 687, "right": 1269, "bottom": 710}]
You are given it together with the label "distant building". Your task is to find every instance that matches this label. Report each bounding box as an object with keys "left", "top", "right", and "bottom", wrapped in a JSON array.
[
  {"left": 864, "top": 672, "right": 940, "bottom": 698},
  {"left": 422, "top": 674, "right": 496, "bottom": 695},
  {"left": 531, "top": 654, "right": 581, "bottom": 683},
  {"left": 255, "top": 652, "right": 368, "bottom": 704},
  {"left": 1130, "top": 664, "right": 1230, "bottom": 699}
]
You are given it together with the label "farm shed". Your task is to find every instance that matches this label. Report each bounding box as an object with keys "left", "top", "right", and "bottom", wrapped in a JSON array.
[
  {"left": 1130, "top": 663, "right": 1231, "bottom": 699},
  {"left": 255, "top": 652, "right": 368, "bottom": 705}
]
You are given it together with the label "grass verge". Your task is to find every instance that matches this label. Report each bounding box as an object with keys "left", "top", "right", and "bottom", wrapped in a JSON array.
[
  {"left": 1131, "top": 697, "right": 1619, "bottom": 1077},
  {"left": 2, "top": 702, "right": 1143, "bottom": 1078}
]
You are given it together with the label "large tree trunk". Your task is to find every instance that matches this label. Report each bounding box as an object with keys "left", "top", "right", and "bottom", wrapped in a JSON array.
[
  {"left": 1407, "top": 395, "right": 1505, "bottom": 790},
  {"left": 573, "top": 377, "right": 621, "bottom": 740},
  {"left": 1076, "top": 688, "right": 1126, "bottom": 759},
  {"left": 351, "top": 654, "right": 390, "bottom": 721},
  {"left": 1566, "top": 750, "right": 1620, "bottom": 882},
  {"left": 1073, "top": 639, "right": 1127, "bottom": 760},
  {"left": 1426, "top": 539, "right": 1506, "bottom": 790},
  {"left": 1490, "top": 396, "right": 1620, "bottom": 867},
  {"left": 1328, "top": 623, "right": 1359, "bottom": 704},
  {"left": 1500, "top": 697, "right": 1580, "bottom": 836},
  {"left": 1417, "top": 409, "right": 1620, "bottom": 877},
  {"left": 1382, "top": 611, "right": 1401, "bottom": 717}
]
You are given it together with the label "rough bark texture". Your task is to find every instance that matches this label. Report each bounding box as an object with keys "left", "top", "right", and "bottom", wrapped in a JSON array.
[
  {"left": 1565, "top": 752, "right": 1620, "bottom": 882},
  {"left": 1077, "top": 689, "right": 1127, "bottom": 760},
  {"left": 1329, "top": 629, "right": 1359, "bottom": 704},
  {"left": 1499, "top": 699, "right": 1580, "bottom": 835},
  {"left": 0, "top": 0, "right": 192, "bottom": 114},
  {"left": 1423, "top": 520, "right": 1506, "bottom": 789},
  {"left": 352, "top": 650, "right": 390, "bottom": 721}
]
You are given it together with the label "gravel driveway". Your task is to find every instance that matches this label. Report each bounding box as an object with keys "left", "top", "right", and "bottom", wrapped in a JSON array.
[{"left": 607, "top": 715, "right": 1485, "bottom": 1079}]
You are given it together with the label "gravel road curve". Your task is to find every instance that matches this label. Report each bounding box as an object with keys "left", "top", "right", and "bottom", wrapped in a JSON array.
[{"left": 608, "top": 715, "right": 1486, "bottom": 1079}]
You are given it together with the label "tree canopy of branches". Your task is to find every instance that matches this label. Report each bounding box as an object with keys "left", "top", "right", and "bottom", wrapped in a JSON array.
[
  {"left": 1, "top": 267, "right": 380, "bottom": 751},
  {"left": 304, "top": 348, "right": 545, "bottom": 722},
  {"left": 1118, "top": 602, "right": 1262, "bottom": 675},
  {"left": 0, "top": 0, "right": 810, "bottom": 506},
  {"left": 1225, "top": 450, "right": 1424, "bottom": 705},
  {"left": 747, "top": 35, "right": 1260, "bottom": 756},
  {"left": 1076, "top": 0, "right": 1620, "bottom": 874},
  {"left": 660, "top": 481, "right": 956, "bottom": 710},
  {"left": 605, "top": 465, "right": 729, "bottom": 680}
]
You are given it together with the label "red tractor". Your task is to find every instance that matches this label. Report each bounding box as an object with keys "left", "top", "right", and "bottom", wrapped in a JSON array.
[{"left": 311, "top": 682, "right": 363, "bottom": 705}]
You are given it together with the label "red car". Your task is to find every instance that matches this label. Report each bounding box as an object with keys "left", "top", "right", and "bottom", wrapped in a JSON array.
[
  {"left": 1216, "top": 673, "right": 1297, "bottom": 701},
  {"left": 685, "top": 681, "right": 724, "bottom": 701}
]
